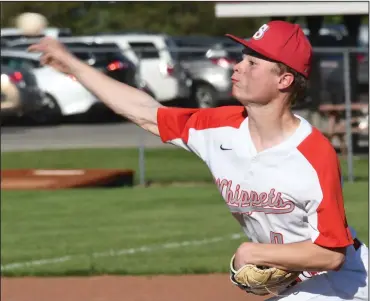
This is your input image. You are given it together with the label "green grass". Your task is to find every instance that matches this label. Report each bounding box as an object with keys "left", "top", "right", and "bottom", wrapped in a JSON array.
[
  {"left": 2, "top": 183, "right": 368, "bottom": 277},
  {"left": 1, "top": 148, "right": 368, "bottom": 276},
  {"left": 1, "top": 186, "right": 246, "bottom": 276}
]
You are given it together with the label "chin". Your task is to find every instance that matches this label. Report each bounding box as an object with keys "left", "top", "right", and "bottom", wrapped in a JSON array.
[
  {"left": 232, "top": 88, "right": 261, "bottom": 106},
  {"left": 232, "top": 90, "right": 246, "bottom": 103},
  {"left": 232, "top": 93, "right": 252, "bottom": 106}
]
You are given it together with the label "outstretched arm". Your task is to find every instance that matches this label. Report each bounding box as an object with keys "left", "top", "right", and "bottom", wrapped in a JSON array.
[
  {"left": 28, "top": 37, "right": 163, "bottom": 136},
  {"left": 67, "top": 58, "right": 163, "bottom": 136}
]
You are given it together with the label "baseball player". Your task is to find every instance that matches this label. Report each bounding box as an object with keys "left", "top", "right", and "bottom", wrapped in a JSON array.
[{"left": 28, "top": 20, "right": 368, "bottom": 300}]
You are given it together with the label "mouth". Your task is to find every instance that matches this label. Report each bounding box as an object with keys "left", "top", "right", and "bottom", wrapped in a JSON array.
[{"left": 231, "top": 78, "right": 239, "bottom": 84}]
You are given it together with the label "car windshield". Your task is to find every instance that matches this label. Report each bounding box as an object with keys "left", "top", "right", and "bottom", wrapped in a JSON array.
[{"left": 64, "top": 42, "right": 124, "bottom": 62}]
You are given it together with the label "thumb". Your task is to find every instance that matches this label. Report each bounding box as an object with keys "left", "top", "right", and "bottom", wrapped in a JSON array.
[{"left": 40, "top": 53, "right": 53, "bottom": 66}]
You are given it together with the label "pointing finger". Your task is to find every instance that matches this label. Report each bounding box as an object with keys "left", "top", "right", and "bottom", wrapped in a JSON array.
[{"left": 27, "top": 44, "right": 43, "bottom": 53}]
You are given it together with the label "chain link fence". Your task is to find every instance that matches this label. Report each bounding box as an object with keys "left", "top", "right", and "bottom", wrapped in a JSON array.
[{"left": 299, "top": 46, "right": 368, "bottom": 182}]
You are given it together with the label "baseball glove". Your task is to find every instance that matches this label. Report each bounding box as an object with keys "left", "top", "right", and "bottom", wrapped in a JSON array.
[{"left": 229, "top": 254, "right": 301, "bottom": 296}]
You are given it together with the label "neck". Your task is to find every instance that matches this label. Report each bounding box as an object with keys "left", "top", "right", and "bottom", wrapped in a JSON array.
[{"left": 245, "top": 100, "right": 300, "bottom": 152}]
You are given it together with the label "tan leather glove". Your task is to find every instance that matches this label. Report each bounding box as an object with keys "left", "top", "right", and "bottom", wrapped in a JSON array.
[{"left": 229, "top": 254, "right": 301, "bottom": 296}]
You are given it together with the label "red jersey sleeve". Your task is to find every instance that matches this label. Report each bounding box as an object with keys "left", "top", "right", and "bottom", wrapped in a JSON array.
[
  {"left": 157, "top": 106, "right": 246, "bottom": 158},
  {"left": 157, "top": 107, "right": 200, "bottom": 146}
]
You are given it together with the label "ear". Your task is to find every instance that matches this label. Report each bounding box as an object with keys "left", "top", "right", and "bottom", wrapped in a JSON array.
[{"left": 277, "top": 73, "right": 294, "bottom": 90}]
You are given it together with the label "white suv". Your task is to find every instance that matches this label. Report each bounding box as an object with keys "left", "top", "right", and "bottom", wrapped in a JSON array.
[
  {"left": 57, "top": 34, "right": 192, "bottom": 103},
  {"left": 1, "top": 50, "right": 99, "bottom": 123}
]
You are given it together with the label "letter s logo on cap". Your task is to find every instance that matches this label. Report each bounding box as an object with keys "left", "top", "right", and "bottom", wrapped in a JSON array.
[{"left": 253, "top": 24, "right": 269, "bottom": 40}]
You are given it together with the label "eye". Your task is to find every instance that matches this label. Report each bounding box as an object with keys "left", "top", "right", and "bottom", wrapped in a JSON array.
[{"left": 248, "top": 60, "right": 256, "bottom": 66}]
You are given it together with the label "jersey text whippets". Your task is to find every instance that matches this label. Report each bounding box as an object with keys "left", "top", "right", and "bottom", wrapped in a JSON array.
[{"left": 215, "top": 178, "right": 295, "bottom": 214}]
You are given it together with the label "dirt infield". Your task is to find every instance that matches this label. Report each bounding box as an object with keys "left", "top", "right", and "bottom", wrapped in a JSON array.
[
  {"left": 1, "top": 169, "right": 134, "bottom": 190},
  {"left": 1, "top": 275, "right": 267, "bottom": 301}
]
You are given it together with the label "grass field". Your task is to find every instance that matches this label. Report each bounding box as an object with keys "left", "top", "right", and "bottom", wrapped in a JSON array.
[{"left": 1, "top": 148, "right": 368, "bottom": 276}]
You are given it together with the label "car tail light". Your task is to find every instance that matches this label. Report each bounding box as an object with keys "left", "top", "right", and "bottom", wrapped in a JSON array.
[
  {"left": 210, "top": 57, "right": 236, "bottom": 68},
  {"left": 107, "top": 61, "right": 128, "bottom": 71},
  {"left": 159, "top": 62, "right": 176, "bottom": 76},
  {"left": 159, "top": 63, "right": 175, "bottom": 77},
  {"left": 9, "top": 71, "right": 23, "bottom": 83},
  {"left": 357, "top": 54, "right": 366, "bottom": 63},
  {"left": 166, "top": 65, "right": 175, "bottom": 76}
]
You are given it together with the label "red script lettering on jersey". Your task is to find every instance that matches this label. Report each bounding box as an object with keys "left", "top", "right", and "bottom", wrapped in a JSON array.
[{"left": 215, "top": 178, "right": 295, "bottom": 214}]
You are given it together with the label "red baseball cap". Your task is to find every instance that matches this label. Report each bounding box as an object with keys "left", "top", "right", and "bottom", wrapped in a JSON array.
[{"left": 226, "top": 21, "right": 312, "bottom": 78}]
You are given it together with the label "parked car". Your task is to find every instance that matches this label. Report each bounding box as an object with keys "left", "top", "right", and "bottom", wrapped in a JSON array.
[
  {"left": 63, "top": 41, "right": 140, "bottom": 88},
  {"left": 172, "top": 35, "right": 243, "bottom": 108},
  {"left": 1, "top": 64, "right": 44, "bottom": 119},
  {"left": 8, "top": 35, "right": 191, "bottom": 104},
  {"left": 49, "top": 34, "right": 191, "bottom": 104},
  {"left": 356, "top": 24, "right": 368, "bottom": 91},
  {"left": 323, "top": 34, "right": 368, "bottom": 105},
  {"left": 302, "top": 24, "right": 368, "bottom": 90},
  {"left": 62, "top": 41, "right": 156, "bottom": 99},
  {"left": 1, "top": 49, "right": 101, "bottom": 124},
  {"left": 7, "top": 39, "right": 139, "bottom": 87}
]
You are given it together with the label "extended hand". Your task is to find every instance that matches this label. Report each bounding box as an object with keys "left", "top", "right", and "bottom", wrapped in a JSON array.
[{"left": 27, "top": 37, "right": 78, "bottom": 74}]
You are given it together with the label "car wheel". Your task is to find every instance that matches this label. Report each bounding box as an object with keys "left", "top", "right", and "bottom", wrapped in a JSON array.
[
  {"left": 30, "top": 93, "right": 62, "bottom": 125},
  {"left": 194, "top": 84, "right": 217, "bottom": 108}
]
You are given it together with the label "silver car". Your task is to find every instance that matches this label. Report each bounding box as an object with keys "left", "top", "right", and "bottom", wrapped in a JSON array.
[{"left": 173, "top": 36, "right": 243, "bottom": 108}]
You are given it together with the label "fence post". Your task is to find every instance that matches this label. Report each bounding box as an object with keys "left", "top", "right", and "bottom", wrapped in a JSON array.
[
  {"left": 138, "top": 134, "right": 146, "bottom": 186},
  {"left": 136, "top": 52, "right": 146, "bottom": 186},
  {"left": 343, "top": 49, "right": 354, "bottom": 183}
]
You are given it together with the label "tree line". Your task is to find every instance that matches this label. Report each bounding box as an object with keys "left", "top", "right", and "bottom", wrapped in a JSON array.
[{"left": 2, "top": 2, "right": 359, "bottom": 37}]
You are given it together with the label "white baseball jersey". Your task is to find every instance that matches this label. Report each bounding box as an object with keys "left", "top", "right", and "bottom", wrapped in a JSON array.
[{"left": 157, "top": 106, "right": 368, "bottom": 300}]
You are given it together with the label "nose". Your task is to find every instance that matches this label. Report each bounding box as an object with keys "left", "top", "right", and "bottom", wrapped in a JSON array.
[{"left": 233, "top": 60, "right": 241, "bottom": 73}]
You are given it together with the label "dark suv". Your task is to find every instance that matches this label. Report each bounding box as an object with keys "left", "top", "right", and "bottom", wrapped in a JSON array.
[{"left": 63, "top": 42, "right": 139, "bottom": 88}]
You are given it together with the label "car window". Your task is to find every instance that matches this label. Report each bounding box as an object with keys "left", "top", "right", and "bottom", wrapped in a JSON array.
[
  {"left": 1, "top": 38, "right": 10, "bottom": 47},
  {"left": 64, "top": 42, "right": 128, "bottom": 63},
  {"left": 173, "top": 37, "right": 242, "bottom": 61},
  {"left": 57, "top": 30, "right": 72, "bottom": 38},
  {"left": 172, "top": 40, "right": 207, "bottom": 60},
  {"left": 7, "top": 42, "right": 32, "bottom": 50},
  {"left": 227, "top": 51, "right": 243, "bottom": 62},
  {"left": 90, "top": 43, "right": 128, "bottom": 62},
  {"left": 128, "top": 42, "right": 159, "bottom": 59},
  {"left": 1, "top": 57, "right": 40, "bottom": 70},
  {"left": 63, "top": 42, "right": 92, "bottom": 61},
  {"left": 71, "top": 52, "right": 91, "bottom": 61}
]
